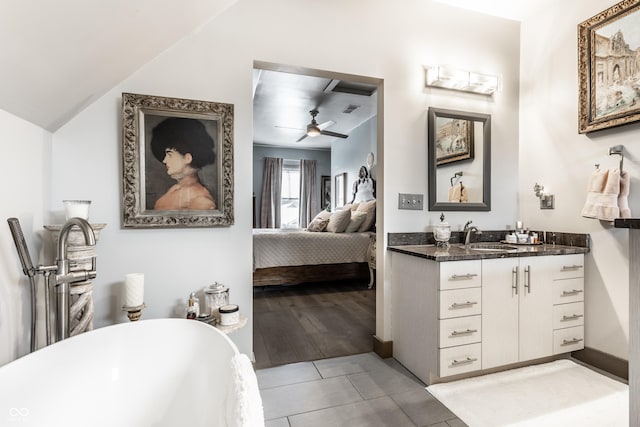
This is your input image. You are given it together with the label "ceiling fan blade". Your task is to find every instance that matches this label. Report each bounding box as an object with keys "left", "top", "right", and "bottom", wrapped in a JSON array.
[
  {"left": 317, "top": 120, "right": 335, "bottom": 130},
  {"left": 275, "top": 125, "right": 305, "bottom": 131},
  {"left": 296, "top": 133, "right": 309, "bottom": 142},
  {"left": 320, "top": 130, "right": 348, "bottom": 139}
]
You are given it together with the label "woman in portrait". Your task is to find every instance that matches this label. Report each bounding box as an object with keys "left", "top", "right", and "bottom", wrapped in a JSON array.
[
  {"left": 351, "top": 165, "right": 376, "bottom": 203},
  {"left": 150, "top": 117, "right": 216, "bottom": 210}
]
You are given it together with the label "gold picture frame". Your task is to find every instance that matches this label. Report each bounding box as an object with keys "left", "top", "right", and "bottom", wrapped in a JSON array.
[
  {"left": 121, "top": 93, "right": 234, "bottom": 228},
  {"left": 578, "top": 0, "right": 640, "bottom": 133}
]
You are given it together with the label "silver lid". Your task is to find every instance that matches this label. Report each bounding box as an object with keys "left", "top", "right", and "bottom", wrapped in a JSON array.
[{"left": 205, "top": 281, "right": 228, "bottom": 294}]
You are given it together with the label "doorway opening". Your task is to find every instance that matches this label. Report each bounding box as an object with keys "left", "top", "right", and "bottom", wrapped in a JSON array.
[{"left": 251, "top": 61, "right": 383, "bottom": 369}]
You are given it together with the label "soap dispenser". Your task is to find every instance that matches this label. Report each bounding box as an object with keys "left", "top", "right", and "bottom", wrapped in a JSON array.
[{"left": 434, "top": 213, "right": 451, "bottom": 248}]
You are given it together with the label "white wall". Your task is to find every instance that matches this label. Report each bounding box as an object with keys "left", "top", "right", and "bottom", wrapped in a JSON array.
[
  {"left": 520, "top": 0, "right": 638, "bottom": 359},
  {"left": 0, "top": 109, "right": 51, "bottom": 365},
  {"left": 46, "top": 0, "right": 521, "bottom": 357},
  {"left": 331, "top": 116, "right": 377, "bottom": 207}
]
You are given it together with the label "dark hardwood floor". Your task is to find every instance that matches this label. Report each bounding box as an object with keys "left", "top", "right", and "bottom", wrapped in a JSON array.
[{"left": 253, "top": 280, "right": 376, "bottom": 370}]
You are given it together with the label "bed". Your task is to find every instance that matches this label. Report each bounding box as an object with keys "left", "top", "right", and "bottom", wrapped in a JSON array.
[{"left": 252, "top": 228, "right": 375, "bottom": 286}]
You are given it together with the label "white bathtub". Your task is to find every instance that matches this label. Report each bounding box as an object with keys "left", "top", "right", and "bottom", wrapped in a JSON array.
[{"left": 0, "top": 318, "right": 263, "bottom": 427}]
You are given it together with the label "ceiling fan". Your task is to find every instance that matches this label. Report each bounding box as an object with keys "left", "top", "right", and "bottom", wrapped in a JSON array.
[{"left": 296, "top": 109, "right": 349, "bottom": 142}]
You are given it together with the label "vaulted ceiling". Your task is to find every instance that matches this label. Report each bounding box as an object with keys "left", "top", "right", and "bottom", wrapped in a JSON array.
[
  {"left": 0, "top": 1, "right": 539, "bottom": 133},
  {"left": 0, "top": 0, "right": 238, "bottom": 131}
]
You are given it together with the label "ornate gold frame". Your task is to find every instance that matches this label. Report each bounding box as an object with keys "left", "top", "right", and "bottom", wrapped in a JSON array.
[
  {"left": 578, "top": 0, "right": 640, "bottom": 133},
  {"left": 121, "top": 93, "right": 234, "bottom": 228}
]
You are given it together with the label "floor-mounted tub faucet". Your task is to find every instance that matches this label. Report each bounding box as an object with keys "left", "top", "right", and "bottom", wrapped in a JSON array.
[
  {"left": 54, "top": 217, "right": 97, "bottom": 341},
  {"left": 463, "top": 221, "right": 482, "bottom": 246}
]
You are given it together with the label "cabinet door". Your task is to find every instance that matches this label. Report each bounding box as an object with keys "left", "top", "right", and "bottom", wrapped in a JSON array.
[
  {"left": 482, "top": 257, "right": 519, "bottom": 369},
  {"left": 519, "top": 256, "right": 554, "bottom": 361}
]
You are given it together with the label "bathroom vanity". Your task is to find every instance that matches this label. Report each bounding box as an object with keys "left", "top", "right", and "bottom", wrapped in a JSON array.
[{"left": 389, "top": 242, "right": 588, "bottom": 385}]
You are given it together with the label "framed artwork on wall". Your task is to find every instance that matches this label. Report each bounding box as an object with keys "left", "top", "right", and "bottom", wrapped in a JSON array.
[
  {"left": 335, "top": 173, "right": 347, "bottom": 208},
  {"left": 121, "top": 92, "right": 234, "bottom": 228},
  {"left": 431, "top": 113, "right": 475, "bottom": 166},
  {"left": 578, "top": 0, "right": 640, "bottom": 133},
  {"left": 321, "top": 175, "right": 331, "bottom": 210}
]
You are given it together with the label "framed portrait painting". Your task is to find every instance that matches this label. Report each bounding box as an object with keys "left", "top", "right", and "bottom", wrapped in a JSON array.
[
  {"left": 578, "top": 0, "right": 640, "bottom": 133},
  {"left": 321, "top": 175, "right": 331, "bottom": 210},
  {"left": 121, "top": 93, "right": 234, "bottom": 228}
]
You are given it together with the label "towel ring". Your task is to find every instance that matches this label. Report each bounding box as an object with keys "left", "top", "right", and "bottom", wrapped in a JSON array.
[
  {"left": 609, "top": 145, "right": 624, "bottom": 172},
  {"left": 450, "top": 171, "right": 463, "bottom": 187}
]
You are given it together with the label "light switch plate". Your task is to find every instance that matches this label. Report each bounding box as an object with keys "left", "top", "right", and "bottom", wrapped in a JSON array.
[{"left": 398, "top": 193, "right": 424, "bottom": 210}]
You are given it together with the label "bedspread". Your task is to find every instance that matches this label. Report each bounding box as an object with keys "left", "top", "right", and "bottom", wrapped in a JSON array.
[{"left": 253, "top": 228, "right": 373, "bottom": 269}]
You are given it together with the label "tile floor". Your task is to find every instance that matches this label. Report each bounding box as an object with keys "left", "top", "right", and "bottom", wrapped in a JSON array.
[{"left": 256, "top": 352, "right": 466, "bottom": 427}]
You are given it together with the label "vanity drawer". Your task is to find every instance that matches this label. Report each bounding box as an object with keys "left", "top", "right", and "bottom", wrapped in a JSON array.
[
  {"left": 439, "top": 343, "right": 482, "bottom": 377},
  {"left": 553, "top": 326, "right": 584, "bottom": 354},
  {"left": 552, "top": 302, "right": 584, "bottom": 330},
  {"left": 553, "top": 278, "right": 584, "bottom": 304},
  {"left": 549, "top": 254, "right": 584, "bottom": 280},
  {"left": 439, "top": 315, "right": 482, "bottom": 348},
  {"left": 439, "top": 288, "right": 482, "bottom": 319},
  {"left": 439, "top": 260, "right": 482, "bottom": 290}
]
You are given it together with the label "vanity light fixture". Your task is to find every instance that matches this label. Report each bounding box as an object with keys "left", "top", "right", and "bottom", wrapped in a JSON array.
[
  {"left": 424, "top": 65, "right": 500, "bottom": 95},
  {"left": 534, "top": 183, "right": 555, "bottom": 210}
]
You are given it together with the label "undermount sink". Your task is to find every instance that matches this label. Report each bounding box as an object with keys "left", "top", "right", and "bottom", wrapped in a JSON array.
[{"left": 457, "top": 242, "right": 519, "bottom": 252}]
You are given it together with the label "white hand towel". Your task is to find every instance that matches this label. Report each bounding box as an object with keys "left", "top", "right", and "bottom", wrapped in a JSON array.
[
  {"left": 448, "top": 183, "right": 461, "bottom": 202},
  {"left": 618, "top": 170, "right": 632, "bottom": 218},
  {"left": 226, "top": 353, "right": 265, "bottom": 427},
  {"left": 581, "top": 168, "right": 620, "bottom": 221}
]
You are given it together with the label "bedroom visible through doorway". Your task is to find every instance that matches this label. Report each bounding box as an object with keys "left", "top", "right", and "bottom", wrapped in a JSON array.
[{"left": 252, "top": 61, "right": 382, "bottom": 369}]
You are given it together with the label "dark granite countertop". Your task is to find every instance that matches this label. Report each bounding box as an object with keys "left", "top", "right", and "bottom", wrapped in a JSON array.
[
  {"left": 614, "top": 218, "right": 640, "bottom": 229},
  {"left": 388, "top": 243, "right": 589, "bottom": 262}
]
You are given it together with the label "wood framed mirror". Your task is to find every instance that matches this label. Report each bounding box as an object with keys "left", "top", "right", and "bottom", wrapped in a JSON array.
[{"left": 427, "top": 107, "right": 491, "bottom": 211}]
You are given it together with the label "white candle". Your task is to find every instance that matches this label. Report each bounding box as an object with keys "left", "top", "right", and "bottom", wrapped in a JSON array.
[{"left": 124, "top": 273, "right": 144, "bottom": 307}]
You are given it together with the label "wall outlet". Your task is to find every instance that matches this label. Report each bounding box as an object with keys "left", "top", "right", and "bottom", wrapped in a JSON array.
[{"left": 398, "top": 193, "right": 424, "bottom": 210}]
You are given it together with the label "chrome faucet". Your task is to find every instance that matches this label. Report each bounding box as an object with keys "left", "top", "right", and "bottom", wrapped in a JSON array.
[
  {"left": 53, "top": 217, "right": 97, "bottom": 341},
  {"left": 463, "top": 221, "right": 482, "bottom": 245}
]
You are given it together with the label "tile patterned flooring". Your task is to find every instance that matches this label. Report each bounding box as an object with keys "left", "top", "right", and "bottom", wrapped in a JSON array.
[{"left": 256, "top": 352, "right": 466, "bottom": 427}]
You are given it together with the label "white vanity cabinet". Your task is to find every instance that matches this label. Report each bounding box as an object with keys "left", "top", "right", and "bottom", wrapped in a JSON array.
[
  {"left": 392, "top": 253, "right": 482, "bottom": 384},
  {"left": 391, "top": 249, "right": 585, "bottom": 385},
  {"left": 482, "top": 256, "right": 557, "bottom": 369},
  {"left": 550, "top": 254, "right": 585, "bottom": 355}
]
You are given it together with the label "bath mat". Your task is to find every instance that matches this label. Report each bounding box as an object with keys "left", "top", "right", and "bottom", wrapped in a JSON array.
[{"left": 427, "top": 359, "right": 628, "bottom": 427}]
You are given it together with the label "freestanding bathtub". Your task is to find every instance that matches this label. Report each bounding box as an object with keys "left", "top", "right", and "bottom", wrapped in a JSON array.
[{"left": 0, "top": 318, "right": 263, "bottom": 427}]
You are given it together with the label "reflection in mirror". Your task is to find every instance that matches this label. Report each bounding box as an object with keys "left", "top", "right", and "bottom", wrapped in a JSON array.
[{"left": 428, "top": 107, "right": 491, "bottom": 211}]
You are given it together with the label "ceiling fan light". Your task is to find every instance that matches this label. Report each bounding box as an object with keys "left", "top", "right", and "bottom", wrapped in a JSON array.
[{"left": 307, "top": 126, "right": 321, "bottom": 137}]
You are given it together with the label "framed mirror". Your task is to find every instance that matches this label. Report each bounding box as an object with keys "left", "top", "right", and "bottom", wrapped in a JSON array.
[{"left": 427, "top": 107, "right": 491, "bottom": 211}]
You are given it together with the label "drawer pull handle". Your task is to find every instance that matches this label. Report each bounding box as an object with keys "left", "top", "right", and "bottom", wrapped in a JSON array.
[
  {"left": 450, "top": 301, "right": 478, "bottom": 309},
  {"left": 451, "top": 357, "right": 478, "bottom": 367},
  {"left": 561, "top": 265, "right": 584, "bottom": 271},
  {"left": 450, "top": 273, "right": 478, "bottom": 280},
  {"left": 451, "top": 329, "right": 478, "bottom": 337},
  {"left": 561, "top": 338, "right": 584, "bottom": 346},
  {"left": 562, "top": 314, "right": 584, "bottom": 321},
  {"left": 561, "top": 289, "right": 583, "bottom": 296}
]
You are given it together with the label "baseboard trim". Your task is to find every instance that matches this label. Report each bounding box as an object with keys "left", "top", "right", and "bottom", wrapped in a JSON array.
[
  {"left": 373, "top": 335, "right": 393, "bottom": 358},
  {"left": 572, "top": 347, "right": 628, "bottom": 381}
]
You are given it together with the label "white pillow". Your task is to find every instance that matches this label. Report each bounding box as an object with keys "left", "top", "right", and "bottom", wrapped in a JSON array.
[
  {"left": 356, "top": 200, "right": 376, "bottom": 232},
  {"left": 326, "top": 209, "right": 351, "bottom": 233},
  {"left": 345, "top": 211, "right": 367, "bottom": 232}
]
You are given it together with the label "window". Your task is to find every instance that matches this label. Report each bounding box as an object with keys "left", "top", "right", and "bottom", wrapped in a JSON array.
[{"left": 281, "top": 160, "right": 300, "bottom": 228}]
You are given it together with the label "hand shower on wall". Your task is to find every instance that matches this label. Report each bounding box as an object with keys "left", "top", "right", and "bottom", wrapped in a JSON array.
[
  {"left": 7, "top": 218, "right": 56, "bottom": 351},
  {"left": 7, "top": 217, "right": 97, "bottom": 350}
]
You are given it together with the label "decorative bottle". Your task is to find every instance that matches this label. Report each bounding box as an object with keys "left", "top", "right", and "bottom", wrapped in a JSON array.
[{"left": 187, "top": 292, "right": 199, "bottom": 319}]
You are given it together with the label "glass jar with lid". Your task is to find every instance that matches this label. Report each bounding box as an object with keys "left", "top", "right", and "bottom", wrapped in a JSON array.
[
  {"left": 434, "top": 213, "right": 451, "bottom": 248},
  {"left": 204, "top": 282, "right": 229, "bottom": 315}
]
